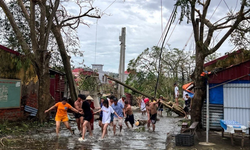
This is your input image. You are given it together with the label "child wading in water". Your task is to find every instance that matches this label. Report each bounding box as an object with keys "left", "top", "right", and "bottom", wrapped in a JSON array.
[{"left": 94, "top": 99, "right": 121, "bottom": 140}]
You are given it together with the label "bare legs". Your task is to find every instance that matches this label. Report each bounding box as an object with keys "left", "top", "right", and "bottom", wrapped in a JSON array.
[
  {"left": 147, "top": 120, "right": 155, "bottom": 132},
  {"left": 64, "top": 121, "right": 74, "bottom": 134},
  {"left": 56, "top": 121, "right": 60, "bottom": 136},
  {"left": 102, "top": 123, "right": 109, "bottom": 139},
  {"left": 76, "top": 117, "right": 83, "bottom": 134},
  {"left": 113, "top": 124, "right": 122, "bottom": 135},
  {"left": 125, "top": 121, "right": 133, "bottom": 129},
  {"left": 82, "top": 120, "right": 92, "bottom": 139},
  {"left": 56, "top": 121, "right": 73, "bottom": 136}
]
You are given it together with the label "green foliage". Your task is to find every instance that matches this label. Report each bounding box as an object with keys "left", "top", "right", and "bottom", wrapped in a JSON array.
[
  {"left": 0, "top": 120, "right": 54, "bottom": 136},
  {"left": 126, "top": 46, "right": 194, "bottom": 98},
  {"left": 78, "top": 73, "right": 99, "bottom": 92},
  {"left": 175, "top": 0, "right": 191, "bottom": 23}
]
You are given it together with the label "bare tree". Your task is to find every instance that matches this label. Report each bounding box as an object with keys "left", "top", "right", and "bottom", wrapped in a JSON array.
[
  {"left": 176, "top": 0, "right": 250, "bottom": 122},
  {"left": 0, "top": 0, "right": 59, "bottom": 122},
  {"left": 49, "top": 0, "right": 100, "bottom": 102}
]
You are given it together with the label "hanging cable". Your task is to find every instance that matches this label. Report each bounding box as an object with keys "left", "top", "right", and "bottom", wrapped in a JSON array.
[
  {"left": 161, "top": 0, "right": 163, "bottom": 33},
  {"left": 94, "top": 19, "right": 99, "bottom": 64},
  {"left": 154, "top": 5, "right": 177, "bottom": 98},
  {"left": 157, "top": 7, "right": 175, "bottom": 47},
  {"left": 182, "top": 0, "right": 222, "bottom": 51},
  {"left": 165, "top": 19, "right": 178, "bottom": 47}
]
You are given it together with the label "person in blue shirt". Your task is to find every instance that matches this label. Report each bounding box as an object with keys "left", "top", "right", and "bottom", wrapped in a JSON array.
[{"left": 111, "top": 97, "right": 124, "bottom": 135}]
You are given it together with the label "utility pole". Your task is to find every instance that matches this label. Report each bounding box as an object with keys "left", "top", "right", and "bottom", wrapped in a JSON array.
[{"left": 118, "top": 27, "right": 126, "bottom": 97}]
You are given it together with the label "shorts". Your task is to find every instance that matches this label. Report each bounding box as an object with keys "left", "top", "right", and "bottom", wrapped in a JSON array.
[
  {"left": 74, "top": 113, "right": 84, "bottom": 119},
  {"left": 84, "top": 113, "right": 93, "bottom": 122},
  {"left": 113, "top": 117, "right": 123, "bottom": 126},
  {"left": 125, "top": 114, "right": 134, "bottom": 125},
  {"left": 150, "top": 113, "right": 157, "bottom": 124},
  {"left": 184, "top": 106, "right": 190, "bottom": 113},
  {"left": 158, "top": 108, "right": 163, "bottom": 111},
  {"left": 110, "top": 113, "right": 114, "bottom": 122},
  {"left": 55, "top": 115, "right": 68, "bottom": 122},
  {"left": 99, "top": 116, "right": 103, "bottom": 121}
]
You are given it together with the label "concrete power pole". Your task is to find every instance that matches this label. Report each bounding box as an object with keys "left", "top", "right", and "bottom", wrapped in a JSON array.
[{"left": 118, "top": 27, "right": 126, "bottom": 97}]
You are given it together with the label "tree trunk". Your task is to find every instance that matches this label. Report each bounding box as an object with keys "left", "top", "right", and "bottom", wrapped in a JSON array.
[
  {"left": 191, "top": 49, "right": 206, "bottom": 123},
  {"left": 51, "top": 25, "right": 78, "bottom": 102},
  {"left": 35, "top": 50, "right": 52, "bottom": 123}
]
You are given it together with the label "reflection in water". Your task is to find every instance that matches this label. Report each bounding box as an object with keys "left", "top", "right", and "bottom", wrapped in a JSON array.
[{"left": 5, "top": 111, "right": 181, "bottom": 150}]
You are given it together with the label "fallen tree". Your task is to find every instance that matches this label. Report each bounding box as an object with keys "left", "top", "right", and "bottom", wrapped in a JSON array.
[{"left": 105, "top": 74, "right": 185, "bottom": 116}]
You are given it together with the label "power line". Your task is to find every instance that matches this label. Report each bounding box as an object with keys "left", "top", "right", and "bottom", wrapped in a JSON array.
[
  {"left": 161, "top": 0, "right": 163, "bottom": 33},
  {"left": 154, "top": 4, "right": 177, "bottom": 98},
  {"left": 182, "top": 0, "right": 222, "bottom": 51},
  {"left": 102, "top": 0, "right": 117, "bottom": 16},
  {"left": 157, "top": 6, "right": 176, "bottom": 47},
  {"left": 94, "top": 19, "right": 99, "bottom": 64}
]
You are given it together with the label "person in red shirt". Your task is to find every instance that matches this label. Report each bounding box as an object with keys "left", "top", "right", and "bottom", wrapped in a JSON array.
[{"left": 45, "top": 97, "right": 80, "bottom": 136}]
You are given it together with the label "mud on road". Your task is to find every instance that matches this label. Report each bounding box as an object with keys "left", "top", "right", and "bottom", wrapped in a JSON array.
[{"left": 1, "top": 111, "right": 181, "bottom": 150}]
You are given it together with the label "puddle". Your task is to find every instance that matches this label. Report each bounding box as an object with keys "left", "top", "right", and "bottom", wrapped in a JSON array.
[{"left": 1, "top": 111, "right": 182, "bottom": 150}]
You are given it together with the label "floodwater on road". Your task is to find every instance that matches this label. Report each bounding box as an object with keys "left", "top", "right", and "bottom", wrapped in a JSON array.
[{"left": 1, "top": 111, "right": 181, "bottom": 150}]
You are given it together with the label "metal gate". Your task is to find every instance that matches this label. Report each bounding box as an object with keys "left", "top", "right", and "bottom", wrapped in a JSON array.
[{"left": 224, "top": 83, "right": 250, "bottom": 134}]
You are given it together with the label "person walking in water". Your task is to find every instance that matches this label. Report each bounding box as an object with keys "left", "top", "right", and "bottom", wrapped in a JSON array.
[
  {"left": 124, "top": 101, "right": 134, "bottom": 129},
  {"left": 94, "top": 99, "right": 121, "bottom": 140},
  {"left": 78, "top": 94, "right": 93, "bottom": 141},
  {"left": 74, "top": 94, "right": 84, "bottom": 135},
  {"left": 139, "top": 96, "right": 146, "bottom": 115},
  {"left": 118, "top": 95, "right": 126, "bottom": 106},
  {"left": 86, "top": 95, "right": 95, "bottom": 131},
  {"left": 157, "top": 95, "right": 164, "bottom": 117},
  {"left": 45, "top": 97, "right": 81, "bottom": 136},
  {"left": 145, "top": 98, "right": 160, "bottom": 132},
  {"left": 112, "top": 97, "right": 124, "bottom": 135},
  {"left": 98, "top": 96, "right": 105, "bottom": 132}
]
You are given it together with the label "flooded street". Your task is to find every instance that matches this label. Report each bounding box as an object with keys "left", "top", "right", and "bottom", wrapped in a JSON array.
[{"left": 1, "top": 111, "right": 181, "bottom": 150}]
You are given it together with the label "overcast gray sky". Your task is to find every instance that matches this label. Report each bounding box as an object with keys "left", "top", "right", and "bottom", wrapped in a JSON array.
[{"left": 73, "top": 0, "right": 239, "bottom": 73}]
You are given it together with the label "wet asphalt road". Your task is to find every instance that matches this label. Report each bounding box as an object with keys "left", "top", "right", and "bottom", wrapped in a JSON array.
[{"left": 4, "top": 111, "right": 181, "bottom": 150}]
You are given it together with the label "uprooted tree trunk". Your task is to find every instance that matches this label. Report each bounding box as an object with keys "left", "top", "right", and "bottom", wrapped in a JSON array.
[
  {"left": 106, "top": 74, "right": 186, "bottom": 116},
  {"left": 51, "top": 25, "right": 78, "bottom": 102}
]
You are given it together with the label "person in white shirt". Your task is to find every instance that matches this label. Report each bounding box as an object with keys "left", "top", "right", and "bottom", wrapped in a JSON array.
[
  {"left": 140, "top": 97, "right": 146, "bottom": 115},
  {"left": 118, "top": 95, "right": 126, "bottom": 106},
  {"left": 174, "top": 83, "right": 179, "bottom": 105},
  {"left": 94, "top": 99, "right": 121, "bottom": 140}
]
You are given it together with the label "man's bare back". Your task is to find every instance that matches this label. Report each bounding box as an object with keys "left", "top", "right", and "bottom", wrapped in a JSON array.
[{"left": 125, "top": 104, "right": 133, "bottom": 115}]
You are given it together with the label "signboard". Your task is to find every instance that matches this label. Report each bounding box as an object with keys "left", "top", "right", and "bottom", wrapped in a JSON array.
[{"left": 0, "top": 79, "right": 21, "bottom": 109}]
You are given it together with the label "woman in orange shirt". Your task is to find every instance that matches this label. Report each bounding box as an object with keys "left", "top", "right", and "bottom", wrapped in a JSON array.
[{"left": 45, "top": 97, "right": 80, "bottom": 136}]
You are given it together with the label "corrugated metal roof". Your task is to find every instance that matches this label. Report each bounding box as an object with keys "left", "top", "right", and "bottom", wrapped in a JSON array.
[{"left": 208, "top": 60, "right": 250, "bottom": 84}]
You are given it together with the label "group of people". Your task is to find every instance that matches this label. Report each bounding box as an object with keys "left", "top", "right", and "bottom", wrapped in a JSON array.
[
  {"left": 44, "top": 94, "right": 135, "bottom": 141},
  {"left": 44, "top": 82, "right": 192, "bottom": 141}
]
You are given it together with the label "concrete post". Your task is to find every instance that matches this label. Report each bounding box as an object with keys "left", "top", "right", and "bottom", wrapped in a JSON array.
[{"left": 118, "top": 27, "right": 126, "bottom": 97}]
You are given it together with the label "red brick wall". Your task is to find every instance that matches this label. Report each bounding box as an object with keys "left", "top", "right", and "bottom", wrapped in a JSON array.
[
  {"left": 0, "top": 108, "right": 23, "bottom": 120},
  {"left": 26, "top": 93, "right": 38, "bottom": 108}
]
